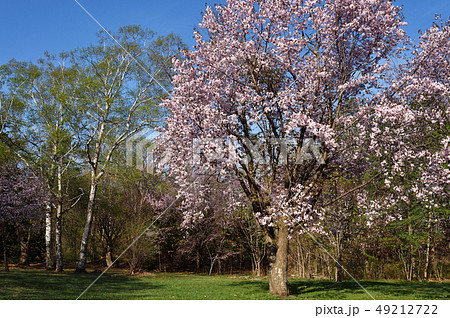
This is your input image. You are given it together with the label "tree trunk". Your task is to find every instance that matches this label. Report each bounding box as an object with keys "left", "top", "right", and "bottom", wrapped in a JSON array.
[
  {"left": 76, "top": 181, "right": 98, "bottom": 272},
  {"left": 408, "top": 243, "right": 415, "bottom": 281},
  {"left": 104, "top": 214, "right": 114, "bottom": 267},
  {"left": 55, "top": 202, "right": 63, "bottom": 272},
  {"left": 335, "top": 234, "right": 343, "bottom": 283},
  {"left": 255, "top": 260, "right": 261, "bottom": 276},
  {"left": 335, "top": 253, "right": 343, "bottom": 283},
  {"left": 431, "top": 245, "right": 439, "bottom": 281},
  {"left": 55, "top": 159, "right": 64, "bottom": 272},
  {"left": 407, "top": 218, "right": 414, "bottom": 281},
  {"left": 196, "top": 248, "right": 200, "bottom": 273},
  {"left": 1, "top": 225, "right": 9, "bottom": 272},
  {"left": 45, "top": 204, "right": 54, "bottom": 270},
  {"left": 269, "top": 222, "right": 289, "bottom": 298},
  {"left": 251, "top": 254, "right": 262, "bottom": 276},
  {"left": 363, "top": 246, "right": 370, "bottom": 279},
  {"left": 105, "top": 247, "right": 113, "bottom": 267},
  {"left": 18, "top": 224, "right": 31, "bottom": 266},
  {"left": 129, "top": 247, "right": 137, "bottom": 275},
  {"left": 424, "top": 236, "right": 431, "bottom": 281},
  {"left": 208, "top": 254, "right": 217, "bottom": 276},
  {"left": 296, "top": 238, "right": 305, "bottom": 278},
  {"left": 424, "top": 212, "right": 432, "bottom": 280}
]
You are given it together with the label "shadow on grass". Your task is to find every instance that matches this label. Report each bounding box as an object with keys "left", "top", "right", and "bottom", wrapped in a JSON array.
[
  {"left": 228, "top": 278, "right": 450, "bottom": 300},
  {"left": 0, "top": 270, "right": 161, "bottom": 300},
  {"left": 288, "top": 280, "right": 450, "bottom": 299}
]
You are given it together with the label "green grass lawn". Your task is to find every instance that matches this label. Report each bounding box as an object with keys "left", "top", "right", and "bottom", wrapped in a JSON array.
[{"left": 0, "top": 269, "right": 448, "bottom": 300}]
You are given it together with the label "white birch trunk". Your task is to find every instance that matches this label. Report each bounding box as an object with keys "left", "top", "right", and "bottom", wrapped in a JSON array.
[
  {"left": 45, "top": 204, "right": 53, "bottom": 269},
  {"left": 76, "top": 180, "right": 97, "bottom": 272}
]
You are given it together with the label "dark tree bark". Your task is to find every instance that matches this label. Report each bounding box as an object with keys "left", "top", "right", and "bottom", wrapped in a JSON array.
[
  {"left": 18, "top": 224, "right": 32, "bottom": 266},
  {"left": 336, "top": 254, "right": 343, "bottom": 283},
  {"left": 196, "top": 248, "right": 201, "bottom": 273},
  {"left": 1, "top": 225, "right": 9, "bottom": 272},
  {"left": 335, "top": 233, "right": 343, "bottom": 283},
  {"left": 101, "top": 215, "right": 115, "bottom": 267}
]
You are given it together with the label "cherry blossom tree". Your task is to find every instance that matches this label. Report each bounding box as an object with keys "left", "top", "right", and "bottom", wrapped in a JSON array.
[
  {"left": 357, "top": 19, "right": 450, "bottom": 281},
  {"left": 0, "top": 164, "right": 48, "bottom": 271},
  {"left": 162, "top": 0, "right": 408, "bottom": 296},
  {"left": 368, "top": 18, "right": 449, "bottom": 210}
]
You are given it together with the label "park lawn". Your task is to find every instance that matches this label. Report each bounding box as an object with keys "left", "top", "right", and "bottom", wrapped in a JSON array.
[{"left": 0, "top": 269, "right": 448, "bottom": 300}]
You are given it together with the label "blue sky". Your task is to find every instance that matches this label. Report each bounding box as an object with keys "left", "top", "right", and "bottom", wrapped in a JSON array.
[{"left": 0, "top": 0, "right": 448, "bottom": 65}]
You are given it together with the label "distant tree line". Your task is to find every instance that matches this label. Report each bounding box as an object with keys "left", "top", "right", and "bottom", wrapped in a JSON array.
[{"left": 0, "top": 155, "right": 448, "bottom": 280}]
